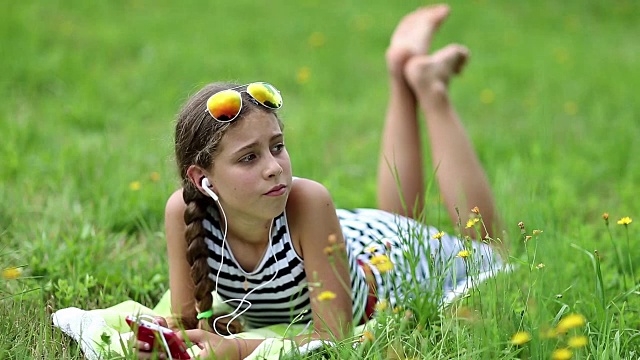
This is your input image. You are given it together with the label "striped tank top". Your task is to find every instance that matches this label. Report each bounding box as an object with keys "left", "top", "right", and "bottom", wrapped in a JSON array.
[{"left": 203, "top": 206, "right": 500, "bottom": 328}]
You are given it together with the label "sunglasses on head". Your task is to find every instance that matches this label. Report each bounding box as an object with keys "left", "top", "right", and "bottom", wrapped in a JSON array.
[{"left": 205, "top": 82, "right": 283, "bottom": 122}]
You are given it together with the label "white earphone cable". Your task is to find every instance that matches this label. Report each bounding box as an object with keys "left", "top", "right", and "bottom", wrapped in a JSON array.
[{"left": 211, "top": 201, "right": 279, "bottom": 336}]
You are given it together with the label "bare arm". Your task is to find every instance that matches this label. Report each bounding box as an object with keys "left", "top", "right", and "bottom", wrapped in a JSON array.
[
  {"left": 165, "top": 189, "right": 197, "bottom": 328},
  {"left": 287, "top": 178, "right": 353, "bottom": 341}
]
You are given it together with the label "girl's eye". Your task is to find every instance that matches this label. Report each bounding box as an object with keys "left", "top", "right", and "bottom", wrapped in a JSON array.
[
  {"left": 272, "top": 143, "right": 285, "bottom": 153},
  {"left": 240, "top": 154, "right": 256, "bottom": 163}
]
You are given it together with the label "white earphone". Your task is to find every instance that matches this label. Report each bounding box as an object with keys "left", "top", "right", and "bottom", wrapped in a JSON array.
[{"left": 200, "top": 177, "right": 219, "bottom": 202}]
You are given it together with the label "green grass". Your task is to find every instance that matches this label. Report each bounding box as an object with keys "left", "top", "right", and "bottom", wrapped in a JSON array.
[{"left": 2, "top": 0, "right": 640, "bottom": 358}]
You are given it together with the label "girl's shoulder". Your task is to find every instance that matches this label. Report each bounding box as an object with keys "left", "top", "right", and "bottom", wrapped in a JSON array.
[
  {"left": 165, "top": 188, "right": 186, "bottom": 218},
  {"left": 286, "top": 177, "right": 333, "bottom": 213},
  {"left": 285, "top": 177, "right": 337, "bottom": 243}
]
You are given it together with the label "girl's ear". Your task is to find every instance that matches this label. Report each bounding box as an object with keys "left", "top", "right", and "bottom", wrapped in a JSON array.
[{"left": 186, "top": 165, "right": 214, "bottom": 196}]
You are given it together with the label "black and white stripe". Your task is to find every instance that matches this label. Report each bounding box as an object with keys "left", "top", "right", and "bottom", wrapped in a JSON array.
[
  {"left": 203, "top": 207, "right": 368, "bottom": 328},
  {"left": 203, "top": 205, "right": 500, "bottom": 328}
]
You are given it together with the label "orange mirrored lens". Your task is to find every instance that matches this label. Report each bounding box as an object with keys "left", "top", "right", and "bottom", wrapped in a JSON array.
[
  {"left": 247, "top": 82, "right": 282, "bottom": 109},
  {"left": 206, "top": 90, "right": 242, "bottom": 121}
]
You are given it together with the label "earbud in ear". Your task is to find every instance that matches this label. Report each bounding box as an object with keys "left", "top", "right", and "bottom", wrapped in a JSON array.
[{"left": 201, "top": 177, "right": 219, "bottom": 202}]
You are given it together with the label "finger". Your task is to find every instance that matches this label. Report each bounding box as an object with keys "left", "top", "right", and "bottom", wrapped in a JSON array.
[
  {"left": 198, "top": 347, "right": 211, "bottom": 359},
  {"left": 135, "top": 340, "right": 152, "bottom": 352},
  {"left": 154, "top": 316, "right": 169, "bottom": 328},
  {"left": 177, "top": 329, "right": 206, "bottom": 343}
]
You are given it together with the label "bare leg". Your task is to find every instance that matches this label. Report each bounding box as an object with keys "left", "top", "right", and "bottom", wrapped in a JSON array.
[
  {"left": 404, "top": 45, "right": 501, "bottom": 242},
  {"left": 378, "top": 4, "right": 451, "bottom": 218}
]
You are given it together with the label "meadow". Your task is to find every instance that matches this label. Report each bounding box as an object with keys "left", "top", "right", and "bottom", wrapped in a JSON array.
[{"left": 1, "top": 0, "right": 639, "bottom": 358}]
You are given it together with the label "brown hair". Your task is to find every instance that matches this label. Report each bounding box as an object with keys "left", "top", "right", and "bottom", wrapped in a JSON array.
[{"left": 174, "top": 82, "right": 282, "bottom": 334}]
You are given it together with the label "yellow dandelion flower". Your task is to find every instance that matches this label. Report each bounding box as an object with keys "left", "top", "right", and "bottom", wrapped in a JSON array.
[
  {"left": 540, "top": 327, "right": 558, "bottom": 339},
  {"left": 361, "top": 330, "right": 375, "bottom": 342},
  {"left": 554, "top": 48, "right": 570, "bottom": 64},
  {"left": 352, "top": 14, "right": 373, "bottom": 31},
  {"left": 2, "top": 267, "right": 23, "bottom": 280},
  {"left": 129, "top": 181, "right": 141, "bottom": 191},
  {"left": 568, "top": 335, "right": 588, "bottom": 348},
  {"left": 149, "top": 172, "right": 161, "bottom": 182},
  {"left": 296, "top": 67, "right": 311, "bottom": 84},
  {"left": 308, "top": 32, "right": 326, "bottom": 48},
  {"left": 433, "top": 232, "right": 445, "bottom": 240},
  {"left": 457, "top": 250, "right": 471, "bottom": 259},
  {"left": 563, "top": 101, "right": 578, "bottom": 116},
  {"left": 557, "top": 313, "right": 586, "bottom": 333},
  {"left": 465, "top": 218, "right": 479, "bottom": 229},
  {"left": 510, "top": 331, "right": 532, "bottom": 345},
  {"left": 480, "top": 88, "right": 495, "bottom": 104},
  {"left": 316, "top": 290, "right": 336, "bottom": 302},
  {"left": 327, "top": 234, "right": 337, "bottom": 244},
  {"left": 364, "top": 245, "right": 378, "bottom": 253},
  {"left": 370, "top": 255, "right": 393, "bottom": 273},
  {"left": 617, "top": 217, "right": 632, "bottom": 225},
  {"left": 392, "top": 306, "right": 402, "bottom": 314},
  {"left": 551, "top": 348, "right": 572, "bottom": 360},
  {"left": 375, "top": 300, "right": 388, "bottom": 312}
]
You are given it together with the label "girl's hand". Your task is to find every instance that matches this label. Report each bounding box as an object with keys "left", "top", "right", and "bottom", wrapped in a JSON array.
[
  {"left": 130, "top": 316, "right": 171, "bottom": 358},
  {"left": 176, "top": 330, "right": 232, "bottom": 359}
]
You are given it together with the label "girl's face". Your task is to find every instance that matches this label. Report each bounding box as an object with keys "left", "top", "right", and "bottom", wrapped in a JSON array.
[{"left": 208, "top": 111, "right": 292, "bottom": 220}]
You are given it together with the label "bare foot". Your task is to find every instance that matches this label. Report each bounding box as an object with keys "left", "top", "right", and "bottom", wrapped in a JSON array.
[
  {"left": 386, "top": 4, "right": 451, "bottom": 76},
  {"left": 404, "top": 44, "right": 469, "bottom": 98}
]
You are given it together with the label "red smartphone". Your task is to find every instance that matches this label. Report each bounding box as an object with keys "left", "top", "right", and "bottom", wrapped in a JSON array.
[{"left": 126, "top": 315, "right": 191, "bottom": 359}]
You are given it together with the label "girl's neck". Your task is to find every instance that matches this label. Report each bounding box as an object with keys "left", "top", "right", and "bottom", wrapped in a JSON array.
[{"left": 218, "top": 207, "right": 273, "bottom": 246}]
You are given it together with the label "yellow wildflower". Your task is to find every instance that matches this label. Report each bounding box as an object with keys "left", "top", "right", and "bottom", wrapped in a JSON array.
[
  {"left": 480, "top": 88, "right": 495, "bottom": 104},
  {"left": 532, "top": 229, "right": 543, "bottom": 235},
  {"left": 375, "top": 300, "right": 388, "bottom": 312},
  {"left": 465, "top": 218, "right": 480, "bottom": 229},
  {"left": 557, "top": 313, "right": 586, "bottom": 333},
  {"left": 617, "top": 217, "right": 632, "bottom": 225},
  {"left": 433, "top": 232, "right": 445, "bottom": 240},
  {"left": 129, "top": 181, "right": 141, "bottom": 191},
  {"left": 551, "top": 348, "right": 572, "bottom": 360},
  {"left": 361, "top": 330, "right": 375, "bottom": 342},
  {"left": 323, "top": 246, "right": 333, "bottom": 255},
  {"left": 364, "top": 245, "right": 378, "bottom": 254},
  {"left": 296, "top": 67, "right": 311, "bottom": 84},
  {"left": 149, "top": 172, "right": 161, "bottom": 182},
  {"left": 392, "top": 306, "right": 402, "bottom": 314},
  {"left": 457, "top": 250, "right": 471, "bottom": 259},
  {"left": 567, "top": 335, "right": 588, "bottom": 348},
  {"left": 540, "top": 326, "right": 558, "bottom": 339},
  {"left": 316, "top": 291, "right": 336, "bottom": 302},
  {"left": 564, "top": 101, "right": 578, "bottom": 116},
  {"left": 370, "top": 255, "right": 393, "bottom": 273},
  {"left": 510, "top": 331, "right": 532, "bottom": 345},
  {"left": 308, "top": 32, "right": 326, "bottom": 48},
  {"left": 536, "top": 263, "right": 545, "bottom": 269},
  {"left": 2, "top": 267, "right": 23, "bottom": 280}
]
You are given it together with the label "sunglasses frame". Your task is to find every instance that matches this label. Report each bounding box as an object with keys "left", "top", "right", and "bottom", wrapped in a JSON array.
[{"left": 205, "top": 82, "right": 283, "bottom": 123}]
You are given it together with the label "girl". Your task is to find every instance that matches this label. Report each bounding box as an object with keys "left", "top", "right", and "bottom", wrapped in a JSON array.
[{"left": 140, "top": 4, "right": 505, "bottom": 359}]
